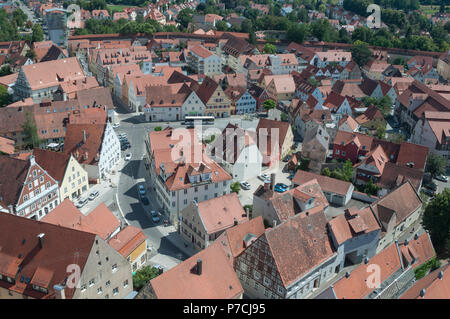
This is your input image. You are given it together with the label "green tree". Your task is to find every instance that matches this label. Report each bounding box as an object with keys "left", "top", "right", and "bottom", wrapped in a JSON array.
[
  {"left": 287, "top": 23, "right": 308, "bottom": 44},
  {"left": 0, "top": 65, "right": 12, "bottom": 77},
  {"left": 375, "top": 125, "right": 386, "bottom": 139},
  {"left": 425, "top": 153, "right": 446, "bottom": 178},
  {"left": 263, "top": 43, "right": 276, "bottom": 54},
  {"left": 351, "top": 40, "right": 372, "bottom": 67},
  {"left": 422, "top": 188, "right": 450, "bottom": 254},
  {"left": 215, "top": 20, "right": 228, "bottom": 31},
  {"left": 154, "top": 126, "right": 162, "bottom": 131},
  {"left": 363, "top": 179, "right": 380, "bottom": 196},
  {"left": 32, "top": 24, "right": 44, "bottom": 43},
  {"left": 263, "top": 99, "right": 276, "bottom": 111},
  {"left": 0, "top": 86, "right": 11, "bottom": 108},
  {"left": 231, "top": 182, "right": 241, "bottom": 194},
  {"left": 132, "top": 266, "right": 161, "bottom": 291},
  {"left": 22, "top": 112, "right": 42, "bottom": 148}
]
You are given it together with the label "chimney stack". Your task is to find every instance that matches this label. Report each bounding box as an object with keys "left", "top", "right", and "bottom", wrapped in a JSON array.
[
  {"left": 438, "top": 271, "right": 444, "bottom": 280},
  {"left": 83, "top": 130, "right": 86, "bottom": 143},
  {"left": 420, "top": 289, "right": 426, "bottom": 297},
  {"left": 233, "top": 218, "right": 238, "bottom": 226},
  {"left": 38, "top": 233, "right": 45, "bottom": 249},
  {"left": 197, "top": 259, "right": 202, "bottom": 276},
  {"left": 345, "top": 271, "right": 350, "bottom": 278},
  {"left": 53, "top": 285, "right": 66, "bottom": 299},
  {"left": 270, "top": 173, "right": 276, "bottom": 190},
  {"left": 273, "top": 220, "right": 277, "bottom": 227},
  {"left": 414, "top": 233, "right": 419, "bottom": 240}
]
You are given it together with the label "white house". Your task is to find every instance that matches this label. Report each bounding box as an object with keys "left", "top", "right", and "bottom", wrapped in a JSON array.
[
  {"left": 63, "top": 122, "right": 121, "bottom": 181},
  {"left": 210, "top": 123, "right": 262, "bottom": 181},
  {"left": 188, "top": 45, "right": 222, "bottom": 76}
]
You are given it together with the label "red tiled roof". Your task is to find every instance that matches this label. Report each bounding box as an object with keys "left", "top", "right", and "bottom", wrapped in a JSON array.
[
  {"left": 265, "top": 210, "right": 335, "bottom": 287},
  {"left": 292, "top": 170, "right": 353, "bottom": 196},
  {"left": 0, "top": 213, "right": 95, "bottom": 299},
  {"left": 399, "top": 233, "right": 435, "bottom": 269},
  {"left": 149, "top": 243, "right": 243, "bottom": 299},
  {"left": 108, "top": 225, "right": 147, "bottom": 258},
  {"left": 197, "top": 193, "right": 247, "bottom": 234},
  {"left": 400, "top": 264, "right": 450, "bottom": 299},
  {"left": 333, "top": 242, "right": 402, "bottom": 299}
]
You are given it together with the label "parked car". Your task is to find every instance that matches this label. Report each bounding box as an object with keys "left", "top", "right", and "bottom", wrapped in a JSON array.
[
  {"left": 240, "top": 181, "right": 251, "bottom": 190},
  {"left": 424, "top": 182, "right": 437, "bottom": 191},
  {"left": 141, "top": 197, "right": 149, "bottom": 206},
  {"left": 88, "top": 190, "right": 99, "bottom": 201},
  {"left": 435, "top": 175, "right": 448, "bottom": 183},
  {"left": 274, "top": 183, "right": 288, "bottom": 193},
  {"left": 138, "top": 184, "right": 146, "bottom": 196},
  {"left": 76, "top": 198, "right": 88, "bottom": 208},
  {"left": 112, "top": 123, "right": 120, "bottom": 128},
  {"left": 422, "top": 188, "right": 435, "bottom": 198},
  {"left": 151, "top": 210, "right": 160, "bottom": 223},
  {"left": 258, "top": 173, "right": 270, "bottom": 182},
  {"left": 125, "top": 153, "right": 132, "bottom": 161}
]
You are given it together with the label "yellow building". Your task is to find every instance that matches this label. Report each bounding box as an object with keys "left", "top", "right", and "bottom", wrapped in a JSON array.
[
  {"left": 108, "top": 225, "right": 149, "bottom": 273},
  {"left": 197, "top": 76, "right": 233, "bottom": 117},
  {"left": 33, "top": 149, "right": 89, "bottom": 202}
]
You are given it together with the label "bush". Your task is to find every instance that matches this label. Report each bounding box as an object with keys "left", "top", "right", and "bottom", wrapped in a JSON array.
[
  {"left": 133, "top": 266, "right": 161, "bottom": 291},
  {"left": 154, "top": 126, "right": 162, "bottom": 131},
  {"left": 414, "top": 257, "right": 441, "bottom": 280}
]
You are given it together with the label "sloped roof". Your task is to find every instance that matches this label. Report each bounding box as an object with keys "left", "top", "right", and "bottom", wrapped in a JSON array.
[
  {"left": 332, "top": 242, "right": 402, "bottom": 299},
  {"left": 0, "top": 213, "right": 95, "bottom": 299},
  {"left": 265, "top": 210, "right": 335, "bottom": 287},
  {"left": 400, "top": 264, "right": 450, "bottom": 299},
  {"left": 0, "top": 156, "right": 30, "bottom": 208},
  {"left": 32, "top": 149, "right": 70, "bottom": 183},
  {"left": 148, "top": 243, "right": 243, "bottom": 299}
]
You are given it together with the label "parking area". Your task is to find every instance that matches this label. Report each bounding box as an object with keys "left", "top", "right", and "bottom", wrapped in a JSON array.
[{"left": 238, "top": 161, "right": 292, "bottom": 206}]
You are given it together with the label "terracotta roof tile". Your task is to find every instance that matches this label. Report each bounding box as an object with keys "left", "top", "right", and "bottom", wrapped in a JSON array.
[{"left": 147, "top": 243, "right": 243, "bottom": 299}]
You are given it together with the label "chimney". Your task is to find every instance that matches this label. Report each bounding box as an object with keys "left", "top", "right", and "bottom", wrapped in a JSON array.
[
  {"left": 273, "top": 220, "right": 277, "bottom": 227},
  {"left": 270, "top": 173, "right": 276, "bottom": 190},
  {"left": 414, "top": 233, "right": 419, "bottom": 240},
  {"left": 404, "top": 239, "right": 409, "bottom": 246},
  {"left": 53, "top": 285, "right": 66, "bottom": 299},
  {"left": 419, "top": 289, "right": 426, "bottom": 297},
  {"left": 345, "top": 271, "right": 350, "bottom": 278},
  {"left": 197, "top": 259, "right": 202, "bottom": 276},
  {"left": 233, "top": 218, "right": 238, "bottom": 226},
  {"left": 438, "top": 271, "right": 444, "bottom": 280},
  {"left": 83, "top": 130, "right": 86, "bottom": 143},
  {"left": 38, "top": 233, "right": 45, "bottom": 249},
  {"left": 364, "top": 257, "right": 369, "bottom": 264}
]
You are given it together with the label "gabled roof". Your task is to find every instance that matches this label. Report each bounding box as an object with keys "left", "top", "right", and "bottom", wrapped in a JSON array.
[
  {"left": 146, "top": 243, "right": 243, "bottom": 299},
  {"left": 63, "top": 123, "right": 106, "bottom": 165},
  {"left": 400, "top": 264, "right": 450, "bottom": 299},
  {"left": 370, "top": 181, "right": 422, "bottom": 234},
  {"left": 399, "top": 233, "right": 435, "bottom": 269},
  {"left": 32, "top": 149, "right": 70, "bottom": 183},
  {"left": 216, "top": 216, "right": 265, "bottom": 266},
  {"left": 0, "top": 213, "right": 95, "bottom": 299},
  {"left": 265, "top": 210, "right": 335, "bottom": 287},
  {"left": 0, "top": 156, "right": 30, "bottom": 208},
  {"left": 195, "top": 76, "right": 219, "bottom": 104},
  {"left": 108, "top": 225, "right": 147, "bottom": 258},
  {"left": 196, "top": 193, "right": 247, "bottom": 234},
  {"left": 332, "top": 242, "right": 403, "bottom": 299},
  {"left": 41, "top": 199, "right": 120, "bottom": 241},
  {"left": 292, "top": 170, "right": 353, "bottom": 196},
  {"left": 355, "top": 105, "right": 384, "bottom": 125}
]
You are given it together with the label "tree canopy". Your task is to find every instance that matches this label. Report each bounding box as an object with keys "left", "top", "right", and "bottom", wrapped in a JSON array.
[{"left": 422, "top": 188, "right": 450, "bottom": 254}]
